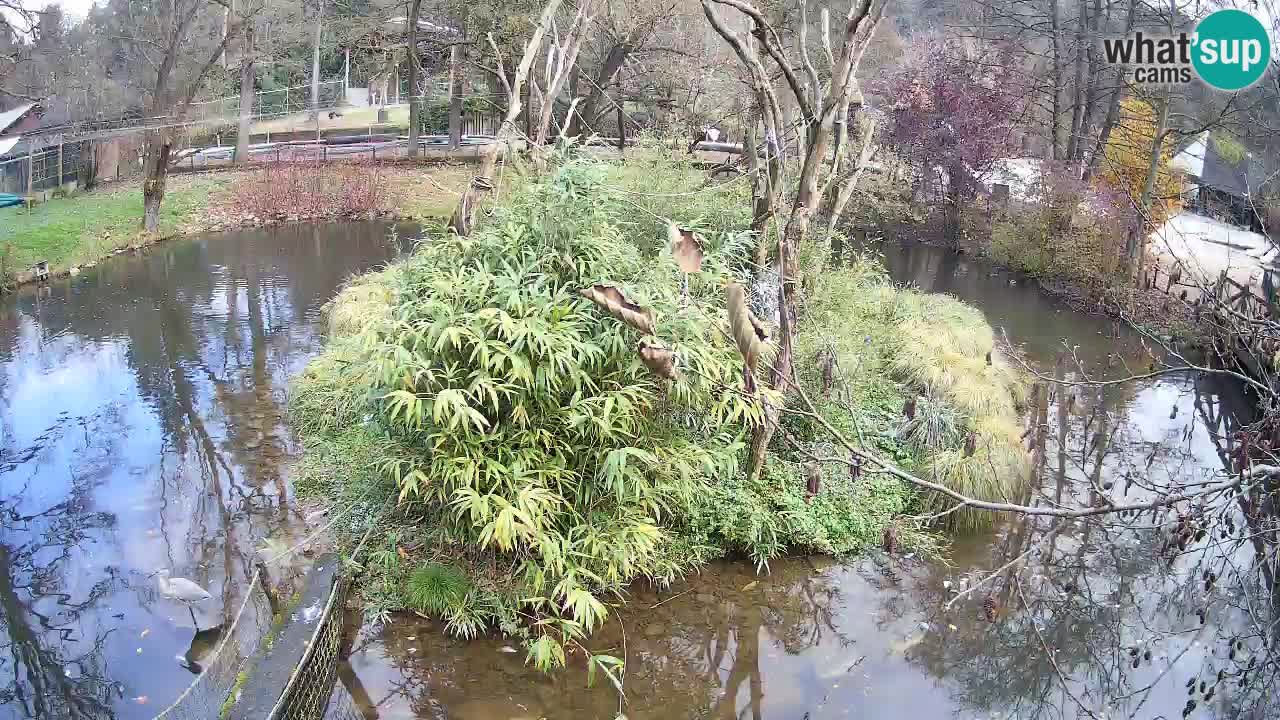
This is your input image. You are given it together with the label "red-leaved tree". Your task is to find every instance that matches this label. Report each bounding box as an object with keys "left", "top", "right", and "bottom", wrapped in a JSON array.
[{"left": 882, "top": 40, "right": 1026, "bottom": 245}]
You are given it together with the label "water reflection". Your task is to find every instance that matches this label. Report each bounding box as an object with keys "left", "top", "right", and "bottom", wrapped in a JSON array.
[
  {"left": 336, "top": 239, "right": 1270, "bottom": 719},
  {"left": 0, "top": 222, "right": 412, "bottom": 719}
]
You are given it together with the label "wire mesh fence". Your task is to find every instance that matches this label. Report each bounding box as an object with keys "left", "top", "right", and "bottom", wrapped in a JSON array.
[
  {"left": 149, "top": 560, "right": 354, "bottom": 720},
  {"left": 274, "top": 573, "right": 350, "bottom": 720},
  {"left": 321, "top": 677, "right": 367, "bottom": 720},
  {"left": 0, "top": 141, "right": 90, "bottom": 196},
  {"left": 189, "top": 80, "right": 349, "bottom": 125}
]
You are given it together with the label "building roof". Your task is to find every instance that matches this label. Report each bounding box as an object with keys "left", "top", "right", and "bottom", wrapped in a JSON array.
[
  {"left": 0, "top": 136, "right": 20, "bottom": 157},
  {"left": 1174, "top": 130, "right": 1273, "bottom": 200},
  {"left": 0, "top": 103, "right": 38, "bottom": 134}
]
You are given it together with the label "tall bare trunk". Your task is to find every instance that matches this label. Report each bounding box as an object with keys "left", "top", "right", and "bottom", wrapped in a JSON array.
[
  {"left": 448, "top": 43, "right": 463, "bottom": 149},
  {"left": 1127, "top": 90, "right": 1170, "bottom": 265},
  {"left": 1081, "top": 0, "right": 1134, "bottom": 183},
  {"left": 746, "top": 99, "right": 841, "bottom": 479},
  {"left": 1066, "top": 0, "right": 1086, "bottom": 163},
  {"left": 406, "top": 0, "right": 423, "bottom": 157},
  {"left": 310, "top": 0, "right": 322, "bottom": 119},
  {"left": 1077, "top": 0, "right": 1101, "bottom": 163},
  {"left": 567, "top": 42, "right": 633, "bottom": 136},
  {"left": 533, "top": 1, "right": 593, "bottom": 145},
  {"left": 235, "top": 25, "right": 254, "bottom": 164},
  {"left": 1048, "top": 0, "right": 1064, "bottom": 161}
]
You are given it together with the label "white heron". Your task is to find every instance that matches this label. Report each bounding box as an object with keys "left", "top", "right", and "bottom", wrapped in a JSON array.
[{"left": 152, "top": 570, "right": 213, "bottom": 629}]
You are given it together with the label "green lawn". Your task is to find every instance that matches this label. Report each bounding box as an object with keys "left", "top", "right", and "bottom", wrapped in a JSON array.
[{"left": 2, "top": 175, "right": 228, "bottom": 275}]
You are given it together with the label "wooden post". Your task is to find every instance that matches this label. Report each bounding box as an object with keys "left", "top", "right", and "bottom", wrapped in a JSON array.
[
  {"left": 615, "top": 79, "right": 625, "bottom": 153},
  {"left": 57, "top": 143, "right": 64, "bottom": 186},
  {"left": 523, "top": 82, "right": 532, "bottom": 141},
  {"left": 26, "top": 147, "right": 33, "bottom": 197},
  {"left": 448, "top": 44, "right": 463, "bottom": 150}
]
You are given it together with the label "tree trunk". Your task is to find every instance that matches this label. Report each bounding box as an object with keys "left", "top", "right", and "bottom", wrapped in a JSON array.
[
  {"left": 747, "top": 106, "right": 839, "bottom": 479},
  {"left": 533, "top": 2, "right": 592, "bottom": 145},
  {"left": 615, "top": 78, "right": 624, "bottom": 151},
  {"left": 448, "top": 43, "right": 463, "bottom": 149},
  {"left": 944, "top": 162, "right": 964, "bottom": 248},
  {"left": 234, "top": 25, "right": 255, "bottom": 164},
  {"left": 406, "top": 0, "right": 423, "bottom": 157},
  {"left": 310, "top": 0, "right": 322, "bottom": 119},
  {"left": 1066, "top": 0, "right": 1086, "bottom": 163},
  {"left": 567, "top": 42, "right": 633, "bottom": 136},
  {"left": 142, "top": 131, "right": 172, "bottom": 233},
  {"left": 1082, "top": 0, "right": 1133, "bottom": 183},
  {"left": 1127, "top": 91, "right": 1170, "bottom": 266},
  {"left": 1076, "top": 0, "right": 1101, "bottom": 164},
  {"left": 1048, "top": 0, "right": 1064, "bottom": 161}
]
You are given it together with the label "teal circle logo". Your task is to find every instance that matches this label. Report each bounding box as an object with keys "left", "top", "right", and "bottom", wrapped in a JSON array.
[{"left": 1192, "top": 9, "right": 1272, "bottom": 91}]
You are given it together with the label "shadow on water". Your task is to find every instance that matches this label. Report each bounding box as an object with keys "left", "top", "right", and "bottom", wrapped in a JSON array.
[
  {"left": 0, "top": 221, "right": 414, "bottom": 719},
  {"left": 332, "top": 239, "right": 1269, "bottom": 720}
]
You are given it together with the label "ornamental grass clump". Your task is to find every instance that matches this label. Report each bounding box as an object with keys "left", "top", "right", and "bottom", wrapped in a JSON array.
[{"left": 799, "top": 257, "right": 1029, "bottom": 531}]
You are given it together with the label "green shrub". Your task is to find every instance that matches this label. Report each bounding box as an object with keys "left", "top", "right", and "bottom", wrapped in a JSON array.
[
  {"left": 293, "top": 157, "right": 759, "bottom": 664},
  {"left": 292, "top": 149, "right": 1027, "bottom": 668}
]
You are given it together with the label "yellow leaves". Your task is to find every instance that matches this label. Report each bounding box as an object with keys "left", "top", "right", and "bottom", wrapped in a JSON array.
[
  {"left": 1101, "top": 97, "right": 1183, "bottom": 226},
  {"left": 458, "top": 484, "right": 563, "bottom": 553},
  {"left": 561, "top": 587, "right": 608, "bottom": 632}
]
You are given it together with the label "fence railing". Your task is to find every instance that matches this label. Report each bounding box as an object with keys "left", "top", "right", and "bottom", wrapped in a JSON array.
[
  {"left": 188, "top": 80, "right": 349, "bottom": 126},
  {"left": 0, "top": 141, "right": 87, "bottom": 196}
]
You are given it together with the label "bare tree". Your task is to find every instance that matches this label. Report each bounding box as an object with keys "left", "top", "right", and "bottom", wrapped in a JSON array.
[
  {"left": 702, "top": 0, "right": 887, "bottom": 479},
  {"left": 447, "top": 0, "right": 565, "bottom": 235},
  {"left": 132, "top": 0, "right": 250, "bottom": 231},
  {"left": 531, "top": 0, "right": 595, "bottom": 145},
  {"left": 0, "top": 1, "right": 37, "bottom": 100},
  {"left": 563, "top": 0, "right": 681, "bottom": 137},
  {"left": 234, "top": 16, "right": 258, "bottom": 163},
  {"left": 406, "top": 0, "right": 425, "bottom": 157}
]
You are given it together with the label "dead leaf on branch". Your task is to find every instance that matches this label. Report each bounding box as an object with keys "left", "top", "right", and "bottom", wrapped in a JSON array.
[
  {"left": 668, "top": 223, "right": 704, "bottom": 273},
  {"left": 805, "top": 461, "right": 821, "bottom": 501},
  {"left": 727, "top": 283, "right": 769, "bottom": 385},
  {"left": 638, "top": 337, "right": 677, "bottom": 379},
  {"left": 578, "top": 284, "right": 656, "bottom": 336}
]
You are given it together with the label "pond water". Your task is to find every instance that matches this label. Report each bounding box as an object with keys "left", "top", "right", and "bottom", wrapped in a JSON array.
[
  {"left": 1, "top": 226, "right": 1264, "bottom": 720},
  {"left": 332, "top": 241, "right": 1267, "bottom": 720},
  {"left": 0, "top": 221, "right": 413, "bottom": 719}
]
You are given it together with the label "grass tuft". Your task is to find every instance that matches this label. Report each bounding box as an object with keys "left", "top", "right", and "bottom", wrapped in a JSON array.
[{"left": 406, "top": 563, "right": 471, "bottom": 616}]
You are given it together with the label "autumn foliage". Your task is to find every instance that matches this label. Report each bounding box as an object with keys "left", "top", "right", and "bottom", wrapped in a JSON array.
[
  {"left": 883, "top": 40, "right": 1027, "bottom": 198},
  {"left": 1099, "top": 98, "right": 1183, "bottom": 227},
  {"left": 231, "top": 161, "right": 390, "bottom": 221}
]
